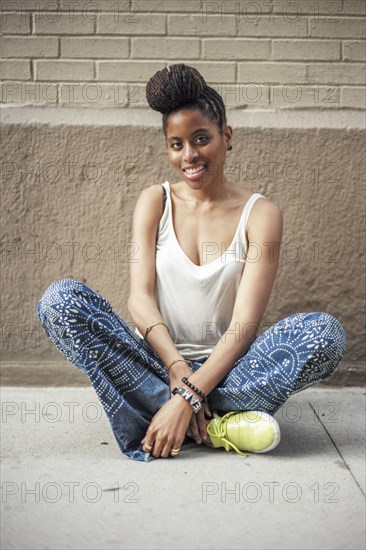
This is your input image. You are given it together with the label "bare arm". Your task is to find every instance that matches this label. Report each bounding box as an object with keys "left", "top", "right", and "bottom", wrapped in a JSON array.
[
  {"left": 184, "top": 198, "right": 284, "bottom": 397},
  {"left": 127, "top": 184, "right": 189, "bottom": 371}
]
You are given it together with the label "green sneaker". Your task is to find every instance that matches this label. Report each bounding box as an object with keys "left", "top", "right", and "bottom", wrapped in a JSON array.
[{"left": 206, "top": 410, "right": 281, "bottom": 456}]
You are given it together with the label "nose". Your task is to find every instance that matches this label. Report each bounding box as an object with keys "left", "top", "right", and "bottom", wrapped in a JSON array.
[{"left": 182, "top": 142, "right": 200, "bottom": 162}]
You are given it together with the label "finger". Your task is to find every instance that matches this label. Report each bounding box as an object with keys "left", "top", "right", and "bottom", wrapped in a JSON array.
[
  {"left": 189, "top": 414, "right": 199, "bottom": 434},
  {"left": 151, "top": 437, "right": 164, "bottom": 458},
  {"left": 189, "top": 415, "right": 202, "bottom": 444},
  {"left": 161, "top": 439, "right": 174, "bottom": 459},
  {"left": 142, "top": 440, "right": 154, "bottom": 453},
  {"left": 197, "top": 410, "right": 209, "bottom": 441},
  {"left": 204, "top": 402, "right": 212, "bottom": 417},
  {"left": 141, "top": 432, "right": 154, "bottom": 453},
  {"left": 172, "top": 433, "right": 184, "bottom": 454},
  {"left": 169, "top": 438, "right": 182, "bottom": 459}
]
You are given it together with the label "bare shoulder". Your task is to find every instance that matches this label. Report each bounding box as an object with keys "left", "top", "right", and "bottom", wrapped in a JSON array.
[
  {"left": 139, "top": 182, "right": 164, "bottom": 203},
  {"left": 247, "top": 195, "right": 283, "bottom": 241},
  {"left": 234, "top": 184, "right": 283, "bottom": 221},
  {"left": 253, "top": 195, "right": 282, "bottom": 216},
  {"left": 133, "top": 183, "right": 165, "bottom": 222}
]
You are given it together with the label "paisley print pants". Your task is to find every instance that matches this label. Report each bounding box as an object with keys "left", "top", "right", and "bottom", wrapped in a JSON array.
[{"left": 36, "top": 278, "right": 347, "bottom": 462}]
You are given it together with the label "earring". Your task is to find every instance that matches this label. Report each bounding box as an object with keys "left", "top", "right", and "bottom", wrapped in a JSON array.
[{"left": 227, "top": 143, "right": 232, "bottom": 151}]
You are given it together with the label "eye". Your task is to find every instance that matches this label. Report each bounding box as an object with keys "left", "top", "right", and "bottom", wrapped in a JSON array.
[{"left": 170, "top": 136, "right": 209, "bottom": 149}]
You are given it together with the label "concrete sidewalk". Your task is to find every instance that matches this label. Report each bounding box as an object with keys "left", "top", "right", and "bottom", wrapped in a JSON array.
[{"left": 1, "top": 386, "right": 365, "bottom": 550}]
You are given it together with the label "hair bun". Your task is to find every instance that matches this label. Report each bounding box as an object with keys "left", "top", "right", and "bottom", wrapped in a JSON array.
[{"left": 146, "top": 63, "right": 208, "bottom": 114}]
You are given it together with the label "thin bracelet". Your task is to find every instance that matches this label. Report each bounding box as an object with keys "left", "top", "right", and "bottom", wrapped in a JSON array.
[
  {"left": 181, "top": 376, "right": 208, "bottom": 402},
  {"left": 144, "top": 321, "right": 170, "bottom": 341},
  {"left": 167, "top": 359, "right": 193, "bottom": 374}
]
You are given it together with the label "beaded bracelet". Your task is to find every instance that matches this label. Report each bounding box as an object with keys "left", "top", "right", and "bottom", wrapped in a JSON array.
[{"left": 181, "top": 376, "right": 208, "bottom": 402}]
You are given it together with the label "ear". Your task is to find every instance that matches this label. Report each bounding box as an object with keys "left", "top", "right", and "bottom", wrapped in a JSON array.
[{"left": 224, "top": 124, "right": 233, "bottom": 143}]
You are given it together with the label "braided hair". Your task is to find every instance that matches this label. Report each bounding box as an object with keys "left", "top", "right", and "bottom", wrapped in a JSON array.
[{"left": 145, "top": 63, "right": 227, "bottom": 137}]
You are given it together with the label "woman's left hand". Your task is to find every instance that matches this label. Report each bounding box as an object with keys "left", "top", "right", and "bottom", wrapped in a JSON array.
[{"left": 140, "top": 395, "right": 193, "bottom": 458}]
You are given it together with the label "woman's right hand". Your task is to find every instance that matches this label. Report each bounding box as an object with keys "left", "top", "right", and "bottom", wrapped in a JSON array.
[{"left": 168, "top": 361, "right": 212, "bottom": 445}]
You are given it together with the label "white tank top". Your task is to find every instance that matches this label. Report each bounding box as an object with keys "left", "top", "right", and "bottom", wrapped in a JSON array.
[{"left": 135, "top": 181, "right": 266, "bottom": 360}]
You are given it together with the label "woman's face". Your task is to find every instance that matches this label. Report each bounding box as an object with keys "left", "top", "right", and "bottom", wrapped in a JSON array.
[{"left": 165, "top": 108, "right": 232, "bottom": 190}]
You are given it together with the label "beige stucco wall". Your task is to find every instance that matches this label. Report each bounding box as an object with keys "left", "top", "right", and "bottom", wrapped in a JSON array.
[{"left": 1, "top": 108, "right": 365, "bottom": 381}]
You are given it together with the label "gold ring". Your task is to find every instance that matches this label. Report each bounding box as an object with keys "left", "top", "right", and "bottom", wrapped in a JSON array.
[
  {"left": 170, "top": 447, "right": 181, "bottom": 456},
  {"left": 144, "top": 442, "right": 153, "bottom": 451}
]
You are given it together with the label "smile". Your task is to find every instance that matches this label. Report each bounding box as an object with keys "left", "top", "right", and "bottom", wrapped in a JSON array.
[{"left": 183, "top": 164, "right": 207, "bottom": 180}]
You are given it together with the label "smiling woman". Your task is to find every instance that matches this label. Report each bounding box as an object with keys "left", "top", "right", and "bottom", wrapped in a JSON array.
[{"left": 36, "top": 63, "right": 347, "bottom": 463}]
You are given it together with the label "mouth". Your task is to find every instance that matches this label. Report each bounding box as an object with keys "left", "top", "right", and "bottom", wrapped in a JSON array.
[{"left": 182, "top": 164, "right": 207, "bottom": 181}]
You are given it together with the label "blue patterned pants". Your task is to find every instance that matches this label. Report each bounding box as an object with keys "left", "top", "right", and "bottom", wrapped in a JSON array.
[{"left": 36, "top": 278, "right": 347, "bottom": 462}]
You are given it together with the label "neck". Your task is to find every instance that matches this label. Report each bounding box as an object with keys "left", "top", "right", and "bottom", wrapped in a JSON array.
[{"left": 182, "top": 176, "right": 232, "bottom": 206}]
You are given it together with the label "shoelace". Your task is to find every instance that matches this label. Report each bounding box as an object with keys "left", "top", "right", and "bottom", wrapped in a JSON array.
[{"left": 207, "top": 411, "right": 249, "bottom": 457}]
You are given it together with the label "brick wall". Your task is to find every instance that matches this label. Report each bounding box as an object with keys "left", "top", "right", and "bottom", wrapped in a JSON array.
[{"left": 0, "top": 0, "right": 365, "bottom": 109}]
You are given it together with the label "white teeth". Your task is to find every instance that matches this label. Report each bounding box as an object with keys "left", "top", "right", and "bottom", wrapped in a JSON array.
[{"left": 185, "top": 165, "right": 205, "bottom": 175}]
